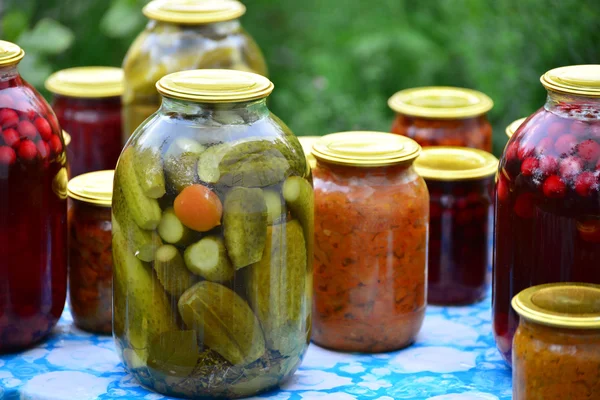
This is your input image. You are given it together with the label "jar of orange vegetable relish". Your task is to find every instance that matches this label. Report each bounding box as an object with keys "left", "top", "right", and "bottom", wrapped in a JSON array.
[
  {"left": 388, "top": 87, "right": 494, "bottom": 152},
  {"left": 67, "top": 170, "right": 115, "bottom": 334},
  {"left": 312, "top": 131, "right": 428, "bottom": 352},
  {"left": 512, "top": 283, "right": 600, "bottom": 399},
  {"left": 505, "top": 117, "right": 527, "bottom": 139}
]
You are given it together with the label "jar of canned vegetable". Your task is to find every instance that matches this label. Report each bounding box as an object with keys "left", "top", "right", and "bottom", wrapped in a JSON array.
[
  {"left": 505, "top": 117, "right": 526, "bottom": 139},
  {"left": 494, "top": 65, "right": 600, "bottom": 365},
  {"left": 67, "top": 170, "right": 117, "bottom": 334},
  {"left": 414, "top": 147, "right": 497, "bottom": 305},
  {"left": 122, "top": 0, "right": 268, "bottom": 140},
  {"left": 112, "top": 69, "right": 312, "bottom": 398},
  {"left": 0, "top": 40, "right": 67, "bottom": 352},
  {"left": 46, "top": 67, "right": 123, "bottom": 177},
  {"left": 512, "top": 283, "right": 600, "bottom": 399},
  {"left": 389, "top": 86, "right": 494, "bottom": 152},
  {"left": 312, "top": 132, "right": 428, "bottom": 352}
]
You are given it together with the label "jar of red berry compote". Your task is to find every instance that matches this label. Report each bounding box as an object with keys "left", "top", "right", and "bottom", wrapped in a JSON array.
[
  {"left": 494, "top": 65, "right": 600, "bottom": 366},
  {"left": 0, "top": 41, "right": 68, "bottom": 352}
]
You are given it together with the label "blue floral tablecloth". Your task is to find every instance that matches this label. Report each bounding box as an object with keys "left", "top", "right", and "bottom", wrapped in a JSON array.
[{"left": 0, "top": 296, "right": 511, "bottom": 400}]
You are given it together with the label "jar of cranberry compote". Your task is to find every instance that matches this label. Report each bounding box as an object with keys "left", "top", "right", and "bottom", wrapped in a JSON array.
[
  {"left": 0, "top": 41, "right": 67, "bottom": 352},
  {"left": 494, "top": 65, "right": 600, "bottom": 366},
  {"left": 45, "top": 67, "right": 123, "bottom": 177}
]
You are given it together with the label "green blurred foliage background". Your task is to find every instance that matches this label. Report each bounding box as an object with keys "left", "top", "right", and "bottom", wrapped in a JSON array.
[{"left": 1, "top": 0, "right": 599, "bottom": 155}]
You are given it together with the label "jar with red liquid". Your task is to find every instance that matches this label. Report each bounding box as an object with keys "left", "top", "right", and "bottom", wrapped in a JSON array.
[
  {"left": 494, "top": 65, "right": 600, "bottom": 366},
  {"left": 388, "top": 86, "right": 494, "bottom": 152},
  {"left": 67, "top": 170, "right": 114, "bottom": 334},
  {"left": 414, "top": 147, "right": 497, "bottom": 305},
  {"left": 0, "top": 41, "right": 67, "bottom": 352},
  {"left": 45, "top": 67, "right": 123, "bottom": 177}
]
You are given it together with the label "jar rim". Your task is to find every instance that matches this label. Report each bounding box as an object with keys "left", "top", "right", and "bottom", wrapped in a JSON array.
[
  {"left": 0, "top": 40, "right": 25, "bottom": 67},
  {"left": 312, "top": 131, "right": 421, "bottom": 167},
  {"left": 512, "top": 283, "right": 600, "bottom": 329},
  {"left": 387, "top": 86, "right": 493, "bottom": 119},
  {"left": 45, "top": 67, "right": 124, "bottom": 98},
  {"left": 505, "top": 117, "right": 527, "bottom": 139},
  {"left": 143, "top": 0, "right": 246, "bottom": 24},
  {"left": 414, "top": 146, "right": 498, "bottom": 181},
  {"left": 67, "top": 170, "right": 114, "bottom": 207},
  {"left": 541, "top": 65, "right": 600, "bottom": 98}
]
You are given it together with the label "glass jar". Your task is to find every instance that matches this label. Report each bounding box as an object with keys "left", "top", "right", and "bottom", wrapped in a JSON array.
[
  {"left": 414, "top": 147, "right": 497, "bottom": 305},
  {"left": 0, "top": 41, "right": 67, "bottom": 352},
  {"left": 494, "top": 65, "right": 600, "bottom": 365},
  {"left": 112, "top": 69, "right": 311, "bottom": 398},
  {"left": 122, "top": 0, "right": 268, "bottom": 141},
  {"left": 298, "top": 136, "right": 320, "bottom": 170},
  {"left": 312, "top": 132, "right": 428, "bottom": 352},
  {"left": 512, "top": 283, "right": 600, "bottom": 399},
  {"left": 505, "top": 117, "right": 527, "bottom": 139},
  {"left": 388, "top": 86, "right": 494, "bottom": 152},
  {"left": 46, "top": 67, "right": 123, "bottom": 177},
  {"left": 67, "top": 170, "right": 115, "bottom": 334}
]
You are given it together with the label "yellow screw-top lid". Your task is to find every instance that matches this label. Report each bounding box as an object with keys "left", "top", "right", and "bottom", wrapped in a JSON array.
[
  {"left": 414, "top": 147, "right": 498, "bottom": 181},
  {"left": 63, "top": 131, "right": 71, "bottom": 147},
  {"left": 143, "top": 0, "right": 246, "bottom": 24},
  {"left": 298, "top": 136, "right": 320, "bottom": 169},
  {"left": 45, "top": 67, "right": 124, "bottom": 98},
  {"left": 156, "top": 69, "right": 273, "bottom": 103},
  {"left": 0, "top": 40, "right": 25, "bottom": 67},
  {"left": 312, "top": 131, "right": 421, "bottom": 167},
  {"left": 388, "top": 86, "right": 494, "bottom": 119},
  {"left": 541, "top": 65, "right": 600, "bottom": 97},
  {"left": 512, "top": 283, "right": 600, "bottom": 329},
  {"left": 67, "top": 170, "right": 114, "bottom": 207},
  {"left": 505, "top": 117, "right": 527, "bottom": 139}
]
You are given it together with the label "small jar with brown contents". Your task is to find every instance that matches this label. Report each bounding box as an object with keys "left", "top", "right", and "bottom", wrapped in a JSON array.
[
  {"left": 512, "top": 283, "right": 600, "bottom": 400},
  {"left": 388, "top": 86, "right": 494, "bottom": 152},
  {"left": 312, "top": 132, "right": 428, "bottom": 352},
  {"left": 67, "top": 170, "right": 114, "bottom": 333}
]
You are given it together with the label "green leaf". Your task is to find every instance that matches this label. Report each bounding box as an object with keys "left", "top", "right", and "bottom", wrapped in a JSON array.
[
  {"left": 100, "top": 0, "right": 145, "bottom": 38},
  {"left": 17, "top": 18, "right": 74, "bottom": 55},
  {"left": 1, "top": 10, "right": 30, "bottom": 42}
]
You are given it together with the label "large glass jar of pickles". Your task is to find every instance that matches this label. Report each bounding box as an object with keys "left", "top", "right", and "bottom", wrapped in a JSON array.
[
  {"left": 46, "top": 67, "right": 123, "bottom": 177},
  {"left": 494, "top": 65, "right": 600, "bottom": 365},
  {"left": 0, "top": 41, "right": 67, "bottom": 352},
  {"left": 388, "top": 87, "right": 494, "bottom": 152},
  {"left": 122, "top": 0, "right": 268, "bottom": 141},
  {"left": 312, "top": 132, "right": 428, "bottom": 352},
  {"left": 112, "top": 69, "right": 312, "bottom": 398}
]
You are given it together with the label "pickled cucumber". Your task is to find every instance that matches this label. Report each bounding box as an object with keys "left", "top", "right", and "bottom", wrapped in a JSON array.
[
  {"left": 282, "top": 176, "right": 314, "bottom": 269},
  {"left": 263, "top": 190, "right": 284, "bottom": 225},
  {"left": 158, "top": 208, "right": 194, "bottom": 246},
  {"left": 117, "top": 146, "right": 162, "bottom": 229},
  {"left": 113, "top": 184, "right": 162, "bottom": 262},
  {"left": 112, "top": 230, "right": 175, "bottom": 362},
  {"left": 154, "top": 245, "right": 198, "bottom": 297},
  {"left": 223, "top": 187, "right": 268, "bottom": 269},
  {"left": 178, "top": 281, "right": 265, "bottom": 365},
  {"left": 147, "top": 330, "right": 200, "bottom": 377},
  {"left": 164, "top": 153, "right": 201, "bottom": 193},
  {"left": 184, "top": 236, "right": 234, "bottom": 282},
  {"left": 135, "top": 147, "right": 166, "bottom": 199},
  {"left": 246, "top": 220, "right": 307, "bottom": 355}
]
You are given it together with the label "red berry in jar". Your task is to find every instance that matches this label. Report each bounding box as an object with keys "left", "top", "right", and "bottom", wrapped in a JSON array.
[
  {"left": 547, "top": 121, "right": 566, "bottom": 138},
  {"left": 538, "top": 155, "right": 559, "bottom": 176},
  {"left": 497, "top": 175, "right": 510, "bottom": 202},
  {"left": 575, "top": 171, "right": 597, "bottom": 197},
  {"left": 542, "top": 175, "right": 566, "bottom": 198},
  {"left": 554, "top": 134, "right": 578, "bottom": 156},
  {"left": 570, "top": 120, "right": 588, "bottom": 136},
  {"left": 521, "top": 157, "right": 539, "bottom": 176},
  {"left": 2, "top": 128, "right": 19, "bottom": 147},
  {"left": 48, "top": 135, "right": 63, "bottom": 155},
  {"left": 577, "top": 139, "right": 600, "bottom": 163},
  {"left": 559, "top": 156, "right": 584, "bottom": 181},
  {"left": 36, "top": 140, "right": 50, "bottom": 159},
  {"left": 536, "top": 137, "right": 555, "bottom": 156},
  {"left": 505, "top": 141, "right": 519, "bottom": 162},
  {"left": 17, "top": 120, "right": 37, "bottom": 140},
  {"left": 0, "top": 109, "right": 19, "bottom": 128},
  {"left": 34, "top": 117, "right": 52, "bottom": 141},
  {"left": 0, "top": 145, "right": 16, "bottom": 165}
]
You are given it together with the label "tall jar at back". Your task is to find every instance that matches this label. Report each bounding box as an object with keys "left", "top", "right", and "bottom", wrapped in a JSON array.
[
  {"left": 112, "top": 69, "right": 312, "bottom": 398},
  {"left": 388, "top": 86, "right": 494, "bottom": 152},
  {"left": 46, "top": 67, "right": 123, "bottom": 177},
  {"left": 0, "top": 41, "right": 67, "bottom": 352},
  {"left": 494, "top": 65, "right": 600, "bottom": 365},
  {"left": 312, "top": 132, "right": 428, "bottom": 352},
  {"left": 122, "top": 0, "right": 268, "bottom": 141}
]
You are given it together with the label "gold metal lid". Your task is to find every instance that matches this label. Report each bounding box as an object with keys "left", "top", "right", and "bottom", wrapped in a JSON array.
[
  {"left": 67, "top": 170, "right": 114, "bottom": 207},
  {"left": 156, "top": 69, "right": 273, "bottom": 103},
  {"left": 388, "top": 86, "right": 494, "bottom": 119},
  {"left": 541, "top": 65, "right": 600, "bottom": 97},
  {"left": 298, "top": 136, "right": 320, "bottom": 169},
  {"left": 45, "top": 67, "right": 124, "bottom": 98},
  {"left": 512, "top": 283, "right": 600, "bottom": 329},
  {"left": 62, "top": 131, "right": 71, "bottom": 147},
  {"left": 0, "top": 40, "right": 25, "bottom": 67},
  {"left": 505, "top": 117, "right": 527, "bottom": 138},
  {"left": 414, "top": 147, "right": 498, "bottom": 181},
  {"left": 312, "top": 131, "right": 421, "bottom": 167},
  {"left": 143, "top": 0, "right": 246, "bottom": 24}
]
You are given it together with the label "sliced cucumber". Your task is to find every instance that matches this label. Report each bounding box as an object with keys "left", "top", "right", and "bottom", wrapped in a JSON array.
[
  {"left": 158, "top": 207, "right": 194, "bottom": 245},
  {"left": 263, "top": 189, "right": 284, "bottom": 225},
  {"left": 184, "top": 236, "right": 234, "bottom": 282}
]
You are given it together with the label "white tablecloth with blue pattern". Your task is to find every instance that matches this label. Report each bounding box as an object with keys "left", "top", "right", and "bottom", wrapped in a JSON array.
[{"left": 0, "top": 297, "right": 511, "bottom": 400}]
